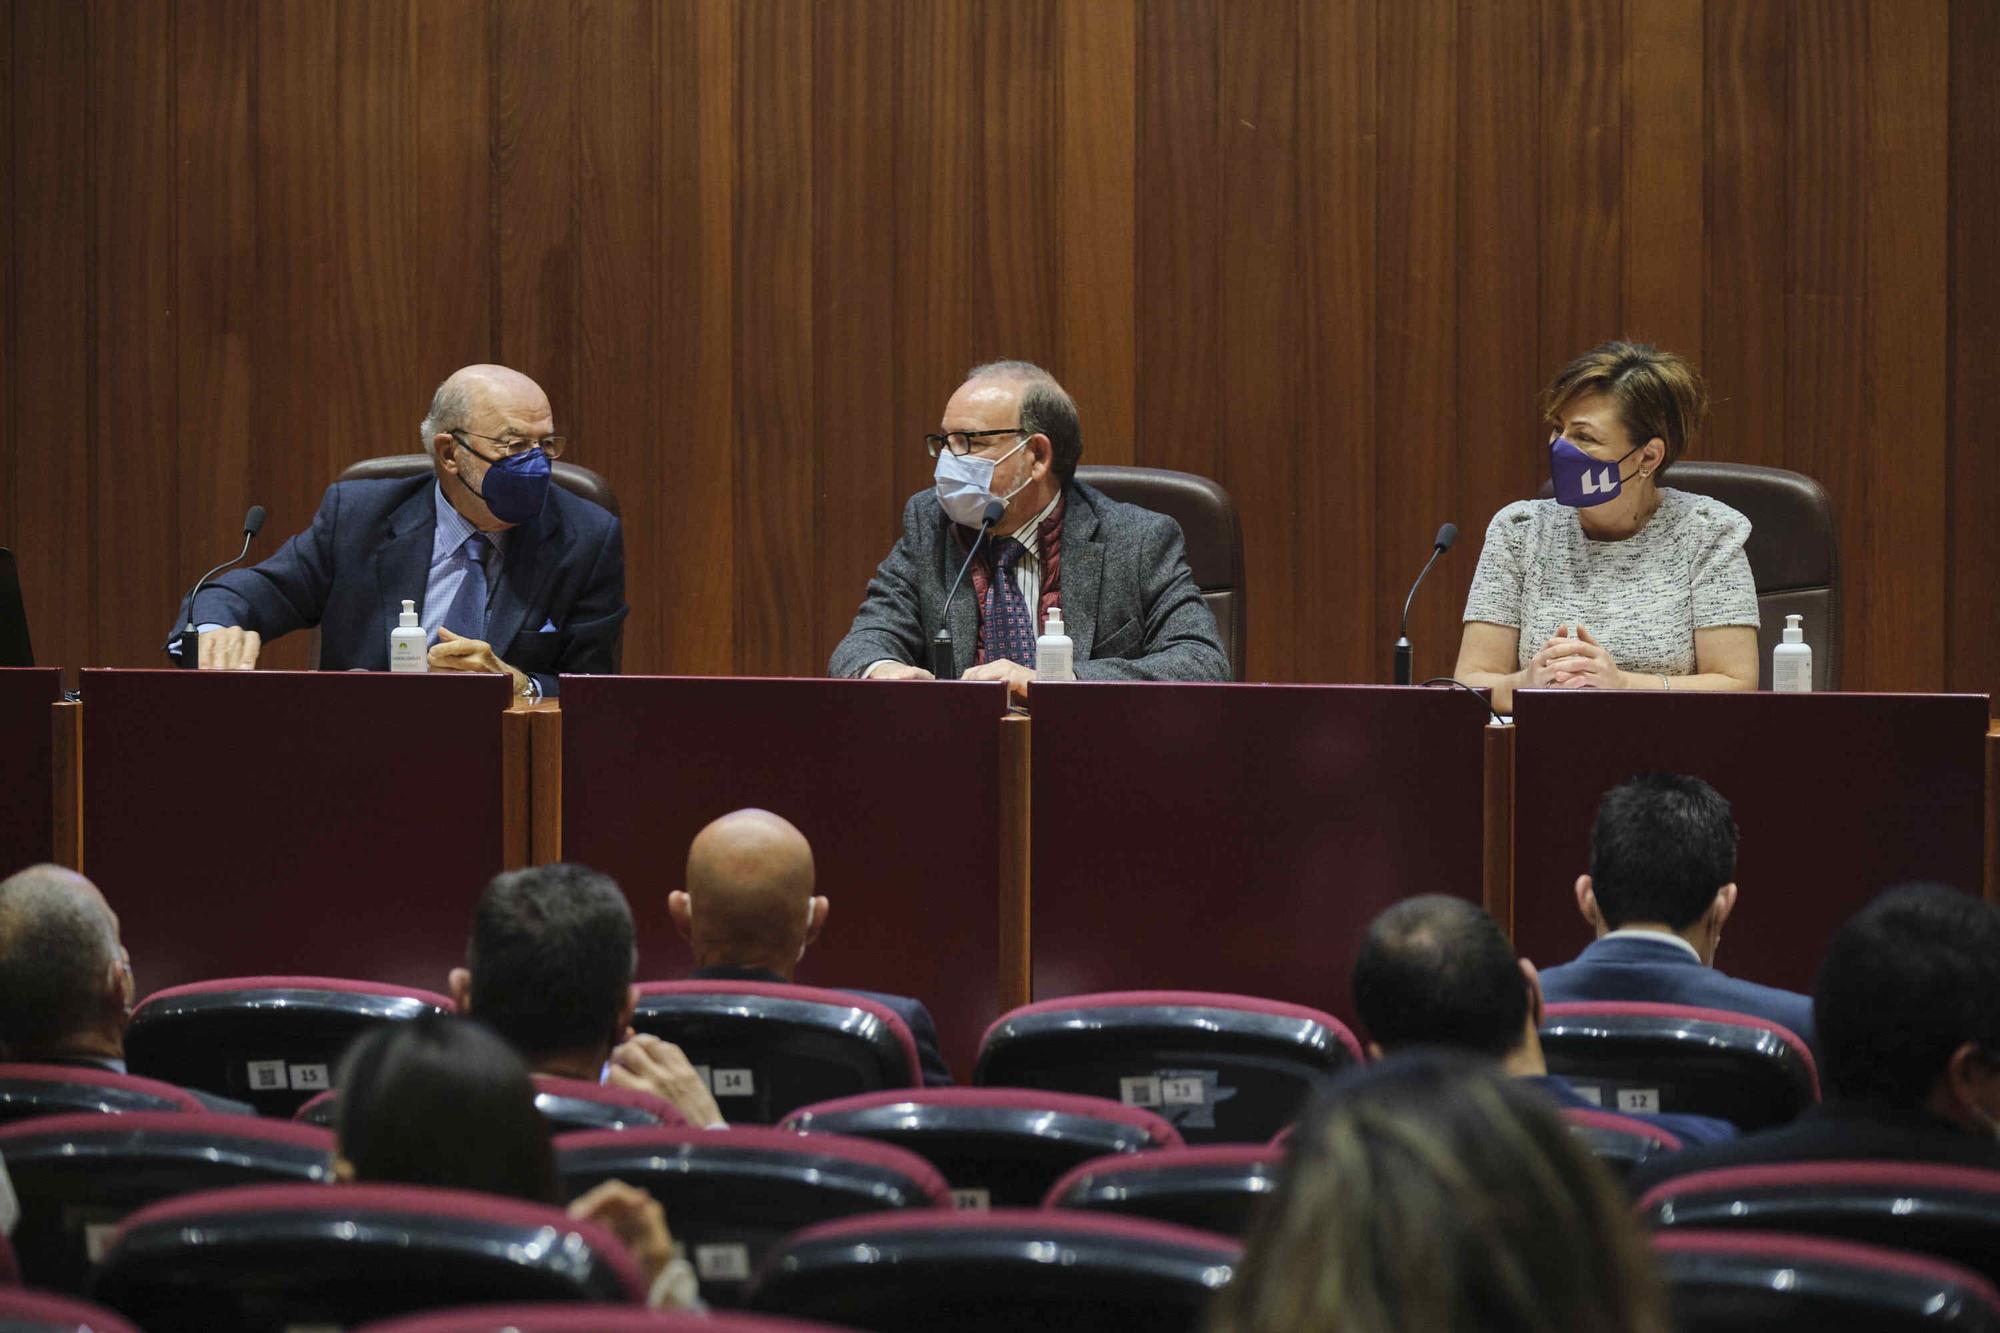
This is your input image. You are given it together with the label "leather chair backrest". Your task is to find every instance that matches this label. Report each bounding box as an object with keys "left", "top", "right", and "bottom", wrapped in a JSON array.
[
  {"left": 1655, "top": 1230, "right": 2000, "bottom": 1331},
  {"left": 1043, "top": 1145, "right": 1282, "bottom": 1237},
  {"left": 1537, "top": 460, "right": 1841, "bottom": 689},
  {"left": 1540, "top": 1001, "right": 1820, "bottom": 1132},
  {"left": 1075, "top": 466, "right": 1245, "bottom": 680}
]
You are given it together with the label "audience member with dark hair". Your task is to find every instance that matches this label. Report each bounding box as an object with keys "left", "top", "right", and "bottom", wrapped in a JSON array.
[
  {"left": 1539, "top": 773, "right": 1815, "bottom": 1045},
  {"left": 667, "top": 808, "right": 953, "bottom": 1085},
  {"left": 1207, "top": 1052, "right": 1671, "bottom": 1333},
  {"left": 1353, "top": 895, "right": 1734, "bottom": 1145},
  {"left": 334, "top": 1015, "right": 699, "bottom": 1310},
  {"left": 449, "top": 862, "right": 723, "bottom": 1127},
  {"left": 0, "top": 863, "right": 251, "bottom": 1113},
  {"left": 1629, "top": 883, "right": 2000, "bottom": 1193}
]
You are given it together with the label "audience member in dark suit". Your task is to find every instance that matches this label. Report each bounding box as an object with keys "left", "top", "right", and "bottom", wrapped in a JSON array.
[
  {"left": 173, "top": 364, "right": 626, "bottom": 699},
  {"left": 667, "top": 808, "right": 954, "bottom": 1086},
  {"left": 1353, "top": 894, "right": 1736, "bottom": 1147},
  {"left": 1537, "top": 773, "right": 1815, "bottom": 1047},
  {"left": 448, "top": 863, "right": 723, "bottom": 1126},
  {"left": 1629, "top": 883, "right": 2000, "bottom": 1194},
  {"left": 0, "top": 863, "right": 252, "bottom": 1114},
  {"left": 827, "top": 359, "right": 1229, "bottom": 700}
]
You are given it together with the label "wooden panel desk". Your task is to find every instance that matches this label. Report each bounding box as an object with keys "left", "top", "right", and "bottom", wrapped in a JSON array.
[
  {"left": 557, "top": 676, "right": 1016, "bottom": 1080},
  {"left": 1027, "top": 683, "right": 1497, "bottom": 1029},
  {"left": 1512, "top": 690, "right": 1991, "bottom": 996},
  {"left": 79, "top": 669, "right": 520, "bottom": 992},
  {"left": 0, "top": 667, "right": 63, "bottom": 873}
]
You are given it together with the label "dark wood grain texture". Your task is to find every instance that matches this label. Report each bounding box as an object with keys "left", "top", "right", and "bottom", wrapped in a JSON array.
[{"left": 1949, "top": 0, "right": 2000, "bottom": 701}]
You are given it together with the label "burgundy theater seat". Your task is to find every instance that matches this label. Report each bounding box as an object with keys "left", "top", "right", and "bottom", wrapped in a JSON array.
[
  {"left": 781, "top": 1088, "right": 1183, "bottom": 1209},
  {"left": 0, "top": 1064, "right": 206, "bottom": 1125},
  {"left": 1538, "top": 1001, "right": 1819, "bottom": 1130},
  {"left": 293, "top": 1076, "right": 688, "bottom": 1134},
  {"left": 0, "top": 1287, "right": 143, "bottom": 1333},
  {"left": 1043, "top": 1145, "right": 1281, "bottom": 1237},
  {"left": 557, "top": 1125, "right": 948, "bottom": 1307},
  {"left": 975, "top": 991, "right": 1363, "bottom": 1143},
  {"left": 1655, "top": 1230, "right": 2000, "bottom": 1331},
  {"left": 0, "top": 1111, "right": 333, "bottom": 1294},
  {"left": 125, "top": 976, "right": 456, "bottom": 1117},
  {"left": 747, "top": 1209, "right": 1239, "bottom": 1333},
  {"left": 91, "top": 1182, "right": 647, "bottom": 1332},
  {"left": 629, "top": 981, "right": 921, "bottom": 1124},
  {"left": 357, "top": 1306, "right": 856, "bottom": 1332},
  {"left": 1640, "top": 1162, "right": 2000, "bottom": 1283},
  {"left": 1562, "top": 1106, "right": 1684, "bottom": 1179}
]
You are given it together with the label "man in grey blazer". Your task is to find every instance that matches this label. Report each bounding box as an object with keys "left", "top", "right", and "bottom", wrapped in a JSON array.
[{"left": 828, "top": 360, "right": 1229, "bottom": 699}]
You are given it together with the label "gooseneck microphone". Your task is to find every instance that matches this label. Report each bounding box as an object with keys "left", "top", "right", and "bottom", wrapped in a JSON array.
[
  {"left": 1393, "top": 521, "right": 1457, "bottom": 686},
  {"left": 173, "top": 505, "right": 267, "bottom": 668},
  {"left": 929, "top": 499, "right": 1007, "bottom": 680}
]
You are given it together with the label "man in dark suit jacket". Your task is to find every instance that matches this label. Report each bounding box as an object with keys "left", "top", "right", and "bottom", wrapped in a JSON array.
[
  {"left": 1629, "top": 884, "right": 2000, "bottom": 1195},
  {"left": 172, "top": 364, "right": 625, "bottom": 699},
  {"left": 828, "top": 360, "right": 1229, "bottom": 698},
  {"left": 668, "top": 808, "right": 954, "bottom": 1087},
  {"left": 0, "top": 864, "right": 251, "bottom": 1114},
  {"left": 1538, "top": 773, "right": 1815, "bottom": 1047}
]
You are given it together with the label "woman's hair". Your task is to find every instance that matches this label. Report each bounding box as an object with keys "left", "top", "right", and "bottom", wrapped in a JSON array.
[
  {"left": 335, "top": 1013, "right": 558, "bottom": 1205},
  {"left": 1207, "top": 1052, "right": 1669, "bottom": 1333},
  {"left": 1541, "top": 340, "right": 1709, "bottom": 477}
]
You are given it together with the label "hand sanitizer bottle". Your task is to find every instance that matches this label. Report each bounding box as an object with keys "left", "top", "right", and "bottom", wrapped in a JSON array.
[
  {"left": 389, "top": 599, "right": 427, "bottom": 673},
  {"left": 1772, "top": 613, "right": 1811, "bottom": 693},
  {"left": 1036, "top": 606, "right": 1075, "bottom": 682}
]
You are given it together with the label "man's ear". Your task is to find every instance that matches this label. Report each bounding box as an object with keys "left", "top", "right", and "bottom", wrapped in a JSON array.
[
  {"left": 1026, "top": 432, "right": 1052, "bottom": 481},
  {"left": 618, "top": 984, "right": 638, "bottom": 1035},
  {"left": 436, "top": 434, "right": 464, "bottom": 472},
  {"left": 1710, "top": 882, "right": 1739, "bottom": 932},
  {"left": 447, "top": 967, "right": 472, "bottom": 1015},
  {"left": 332, "top": 1156, "right": 357, "bottom": 1185},
  {"left": 1942, "top": 1041, "right": 2000, "bottom": 1129},
  {"left": 804, "top": 895, "right": 829, "bottom": 949},
  {"left": 1574, "top": 876, "right": 1606, "bottom": 934},
  {"left": 1518, "top": 958, "right": 1545, "bottom": 1029},
  {"left": 1365, "top": 1040, "right": 1385, "bottom": 1062},
  {"left": 667, "top": 890, "right": 694, "bottom": 941}
]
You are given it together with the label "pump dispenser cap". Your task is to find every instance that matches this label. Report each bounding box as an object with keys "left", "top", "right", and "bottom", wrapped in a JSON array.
[
  {"left": 1045, "top": 607, "right": 1064, "bottom": 632},
  {"left": 399, "top": 599, "right": 420, "bottom": 628},
  {"left": 1783, "top": 613, "right": 1804, "bottom": 643}
]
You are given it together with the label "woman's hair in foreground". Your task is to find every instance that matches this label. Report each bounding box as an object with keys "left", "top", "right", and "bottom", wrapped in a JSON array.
[
  {"left": 1542, "top": 340, "right": 1708, "bottom": 477},
  {"left": 1207, "top": 1052, "right": 1669, "bottom": 1333},
  {"left": 335, "top": 1013, "right": 557, "bottom": 1204}
]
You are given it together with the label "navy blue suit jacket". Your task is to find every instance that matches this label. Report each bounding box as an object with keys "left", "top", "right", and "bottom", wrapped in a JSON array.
[
  {"left": 691, "top": 965, "right": 954, "bottom": 1088},
  {"left": 1524, "top": 1072, "right": 1738, "bottom": 1148},
  {"left": 1628, "top": 1099, "right": 2000, "bottom": 1197},
  {"left": 1538, "top": 934, "right": 1818, "bottom": 1052},
  {"left": 179, "top": 476, "right": 626, "bottom": 697}
]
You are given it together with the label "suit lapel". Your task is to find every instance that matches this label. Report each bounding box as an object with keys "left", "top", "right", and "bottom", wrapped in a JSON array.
[
  {"left": 376, "top": 485, "right": 440, "bottom": 658},
  {"left": 1059, "top": 486, "right": 1103, "bottom": 658},
  {"left": 486, "top": 500, "right": 568, "bottom": 652}
]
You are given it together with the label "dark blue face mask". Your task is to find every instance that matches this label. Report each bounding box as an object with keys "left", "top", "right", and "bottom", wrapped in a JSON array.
[{"left": 453, "top": 434, "right": 552, "bottom": 525}]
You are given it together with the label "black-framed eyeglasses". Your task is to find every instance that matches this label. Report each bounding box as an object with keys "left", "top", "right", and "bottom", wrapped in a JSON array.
[
  {"left": 450, "top": 429, "right": 568, "bottom": 461},
  {"left": 924, "top": 428, "right": 1026, "bottom": 459}
]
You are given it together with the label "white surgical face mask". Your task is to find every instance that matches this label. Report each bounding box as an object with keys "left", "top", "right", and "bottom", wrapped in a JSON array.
[{"left": 934, "top": 434, "right": 1032, "bottom": 527}]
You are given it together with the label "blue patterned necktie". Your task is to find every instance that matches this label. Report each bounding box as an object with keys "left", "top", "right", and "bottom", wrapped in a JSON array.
[
  {"left": 439, "top": 533, "right": 494, "bottom": 642},
  {"left": 984, "top": 537, "right": 1037, "bottom": 667}
]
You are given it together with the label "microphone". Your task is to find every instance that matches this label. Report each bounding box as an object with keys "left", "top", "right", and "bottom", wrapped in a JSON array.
[
  {"left": 929, "top": 499, "right": 1006, "bottom": 680},
  {"left": 1393, "top": 522, "right": 1457, "bottom": 686},
  {"left": 173, "top": 505, "right": 266, "bottom": 668}
]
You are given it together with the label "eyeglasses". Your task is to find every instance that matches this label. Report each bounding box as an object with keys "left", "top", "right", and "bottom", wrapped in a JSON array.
[
  {"left": 450, "top": 429, "right": 568, "bottom": 461},
  {"left": 924, "top": 428, "right": 1026, "bottom": 459}
]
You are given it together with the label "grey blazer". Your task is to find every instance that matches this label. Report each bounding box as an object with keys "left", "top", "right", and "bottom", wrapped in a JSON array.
[{"left": 828, "top": 481, "right": 1231, "bottom": 682}]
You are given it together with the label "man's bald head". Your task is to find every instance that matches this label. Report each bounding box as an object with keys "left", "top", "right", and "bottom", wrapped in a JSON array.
[
  {"left": 0, "top": 864, "right": 126, "bottom": 1057},
  {"left": 419, "top": 364, "right": 553, "bottom": 457},
  {"left": 675, "top": 810, "right": 823, "bottom": 976}
]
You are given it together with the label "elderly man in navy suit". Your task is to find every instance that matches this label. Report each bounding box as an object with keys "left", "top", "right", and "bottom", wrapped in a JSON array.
[
  {"left": 1538, "top": 772, "right": 1815, "bottom": 1047},
  {"left": 172, "top": 364, "right": 625, "bottom": 700},
  {"left": 668, "top": 808, "right": 955, "bottom": 1087}
]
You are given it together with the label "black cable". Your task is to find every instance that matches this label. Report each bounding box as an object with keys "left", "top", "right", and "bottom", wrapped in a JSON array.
[{"left": 1416, "top": 675, "right": 1504, "bottom": 726}]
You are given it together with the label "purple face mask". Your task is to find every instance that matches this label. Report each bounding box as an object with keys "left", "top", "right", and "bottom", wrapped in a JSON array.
[{"left": 1549, "top": 437, "right": 1642, "bottom": 508}]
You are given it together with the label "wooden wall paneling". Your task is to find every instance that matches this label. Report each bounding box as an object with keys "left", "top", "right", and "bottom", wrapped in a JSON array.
[
  {"left": 1055, "top": 0, "right": 1137, "bottom": 465},
  {"left": 1703, "top": 0, "right": 1788, "bottom": 469},
  {"left": 811, "top": 0, "right": 898, "bottom": 671},
  {"left": 90, "top": 0, "right": 179, "bottom": 669},
  {"left": 11, "top": 0, "right": 93, "bottom": 674},
  {"left": 733, "top": 0, "right": 814, "bottom": 675},
  {"left": 975, "top": 0, "right": 1059, "bottom": 366},
  {"left": 1374, "top": 0, "right": 1457, "bottom": 687},
  {"left": 1297, "top": 0, "right": 1378, "bottom": 687},
  {"left": 175, "top": 0, "right": 257, "bottom": 669},
  {"left": 1788, "top": 0, "right": 1871, "bottom": 685},
  {"left": 1134, "top": 0, "right": 1220, "bottom": 481},
  {"left": 578, "top": 0, "right": 664, "bottom": 674},
  {"left": 1949, "top": 0, "right": 2000, "bottom": 699},
  {"left": 1622, "top": 0, "right": 1704, "bottom": 367},
  {"left": 1863, "top": 0, "right": 1949, "bottom": 693},
  {"left": 1219, "top": 2, "right": 1300, "bottom": 681},
  {"left": 1538, "top": 0, "right": 1623, "bottom": 380},
  {"left": 1454, "top": 0, "right": 1542, "bottom": 669},
  {"left": 892, "top": 1, "right": 975, "bottom": 517},
  {"left": 494, "top": 0, "right": 579, "bottom": 430},
  {"left": 411, "top": 0, "right": 494, "bottom": 405},
  {"left": 0, "top": 0, "right": 10, "bottom": 601}
]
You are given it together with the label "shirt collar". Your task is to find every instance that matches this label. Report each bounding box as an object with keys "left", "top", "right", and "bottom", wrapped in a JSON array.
[
  {"left": 431, "top": 482, "right": 505, "bottom": 562},
  {"left": 1601, "top": 927, "right": 1703, "bottom": 961},
  {"left": 1007, "top": 489, "right": 1064, "bottom": 559}
]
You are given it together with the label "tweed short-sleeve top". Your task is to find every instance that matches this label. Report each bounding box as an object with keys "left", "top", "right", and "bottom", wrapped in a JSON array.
[{"left": 1461, "top": 489, "right": 1760, "bottom": 677}]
